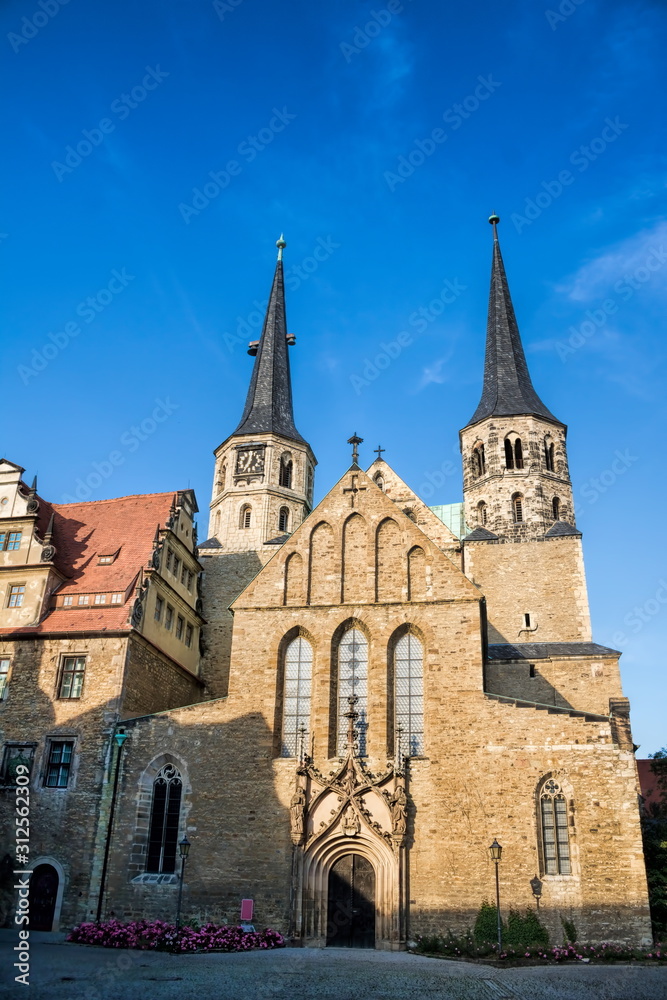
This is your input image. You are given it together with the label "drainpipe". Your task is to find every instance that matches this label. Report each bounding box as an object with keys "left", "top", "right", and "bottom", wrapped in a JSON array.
[{"left": 95, "top": 730, "right": 128, "bottom": 923}]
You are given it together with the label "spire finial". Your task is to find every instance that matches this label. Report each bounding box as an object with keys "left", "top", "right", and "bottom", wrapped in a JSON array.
[
  {"left": 489, "top": 213, "right": 500, "bottom": 240},
  {"left": 276, "top": 234, "right": 286, "bottom": 262},
  {"left": 347, "top": 433, "right": 363, "bottom": 465},
  {"left": 374, "top": 444, "right": 385, "bottom": 460}
]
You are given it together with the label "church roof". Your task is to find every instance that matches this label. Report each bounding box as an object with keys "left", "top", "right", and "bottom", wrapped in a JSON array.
[
  {"left": 544, "top": 520, "right": 581, "bottom": 537},
  {"left": 232, "top": 244, "right": 306, "bottom": 445},
  {"left": 466, "top": 222, "right": 562, "bottom": 429},
  {"left": 488, "top": 642, "right": 620, "bottom": 660},
  {"left": 463, "top": 526, "right": 499, "bottom": 541}
]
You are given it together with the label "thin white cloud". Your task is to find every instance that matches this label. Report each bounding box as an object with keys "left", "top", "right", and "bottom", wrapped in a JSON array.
[
  {"left": 418, "top": 357, "right": 449, "bottom": 389},
  {"left": 558, "top": 218, "right": 667, "bottom": 303}
]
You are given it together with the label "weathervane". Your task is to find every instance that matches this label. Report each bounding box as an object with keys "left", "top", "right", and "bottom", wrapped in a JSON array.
[{"left": 347, "top": 433, "right": 363, "bottom": 465}]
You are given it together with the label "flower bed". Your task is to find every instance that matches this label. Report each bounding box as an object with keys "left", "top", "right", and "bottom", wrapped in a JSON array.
[
  {"left": 67, "top": 919, "right": 285, "bottom": 953},
  {"left": 415, "top": 934, "right": 665, "bottom": 964}
]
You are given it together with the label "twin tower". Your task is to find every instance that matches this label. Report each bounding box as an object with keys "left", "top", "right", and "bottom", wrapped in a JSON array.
[{"left": 205, "top": 221, "right": 587, "bottom": 648}]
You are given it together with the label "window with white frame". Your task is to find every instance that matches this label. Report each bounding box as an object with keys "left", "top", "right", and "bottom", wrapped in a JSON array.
[
  {"left": 0, "top": 658, "right": 10, "bottom": 700},
  {"left": 58, "top": 656, "right": 86, "bottom": 699},
  {"left": 8, "top": 585, "right": 25, "bottom": 608}
]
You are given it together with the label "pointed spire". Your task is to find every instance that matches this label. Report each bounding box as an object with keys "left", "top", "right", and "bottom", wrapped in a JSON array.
[
  {"left": 233, "top": 237, "right": 306, "bottom": 444},
  {"left": 467, "top": 216, "right": 561, "bottom": 427},
  {"left": 29, "top": 475, "right": 37, "bottom": 494}
]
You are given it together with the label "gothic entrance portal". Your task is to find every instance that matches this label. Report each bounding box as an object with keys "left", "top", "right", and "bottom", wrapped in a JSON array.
[
  {"left": 326, "top": 853, "right": 375, "bottom": 948},
  {"left": 28, "top": 864, "right": 59, "bottom": 931}
]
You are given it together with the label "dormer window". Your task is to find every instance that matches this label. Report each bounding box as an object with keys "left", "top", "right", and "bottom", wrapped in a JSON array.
[
  {"left": 1, "top": 532, "right": 22, "bottom": 551},
  {"left": 97, "top": 550, "right": 119, "bottom": 565}
]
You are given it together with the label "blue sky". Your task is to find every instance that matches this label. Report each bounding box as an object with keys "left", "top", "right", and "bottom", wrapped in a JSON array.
[{"left": 2, "top": 0, "right": 666, "bottom": 752}]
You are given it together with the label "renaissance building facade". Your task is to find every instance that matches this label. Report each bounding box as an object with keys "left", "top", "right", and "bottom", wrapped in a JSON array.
[{"left": 0, "top": 223, "right": 652, "bottom": 947}]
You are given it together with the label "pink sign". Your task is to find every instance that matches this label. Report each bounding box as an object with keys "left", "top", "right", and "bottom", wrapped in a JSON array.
[{"left": 240, "top": 899, "right": 254, "bottom": 922}]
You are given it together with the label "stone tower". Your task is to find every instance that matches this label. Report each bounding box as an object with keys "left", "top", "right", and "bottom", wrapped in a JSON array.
[
  {"left": 460, "top": 218, "right": 591, "bottom": 643},
  {"left": 208, "top": 237, "right": 317, "bottom": 551},
  {"left": 460, "top": 216, "right": 575, "bottom": 539},
  {"left": 199, "top": 238, "right": 316, "bottom": 695}
]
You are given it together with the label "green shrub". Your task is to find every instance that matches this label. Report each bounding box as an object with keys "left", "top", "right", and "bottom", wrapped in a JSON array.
[
  {"left": 561, "top": 915, "right": 577, "bottom": 943},
  {"left": 505, "top": 908, "right": 549, "bottom": 948},
  {"left": 473, "top": 899, "right": 504, "bottom": 944}
]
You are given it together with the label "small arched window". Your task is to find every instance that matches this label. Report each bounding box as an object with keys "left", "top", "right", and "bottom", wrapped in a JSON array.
[
  {"left": 395, "top": 633, "right": 424, "bottom": 756},
  {"left": 374, "top": 473, "right": 385, "bottom": 492},
  {"left": 146, "top": 764, "right": 182, "bottom": 874},
  {"left": 512, "top": 494, "right": 524, "bottom": 523},
  {"left": 240, "top": 505, "right": 252, "bottom": 529},
  {"left": 552, "top": 496, "right": 560, "bottom": 521},
  {"left": 504, "top": 438, "right": 514, "bottom": 470},
  {"left": 337, "top": 628, "right": 368, "bottom": 755},
  {"left": 539, "top": 778, "right": 572, "bottom": 875},
  {"left": 544, "top": 438, "right": 555, "bottom": 472},
  {"left": 473, "top": 442, "right": 486, "bottom": 477},
  {"left": 281, "top": 637, "right": 312, "bottom": 757},
  {"left": 477, "top": 501, "right": 487, "bottom": 525},
  {"left": 214, "top": 510, "right": 221, "bottom": 534},
  {"left": 279, "top": 456, "right": 293, "bottom": 489},
  {"left": 514, "top": 438, "right": 524, "bottom": 469},
  {"left": 279, "top": 506, "right": 290, "bottom": 533},
  {"left": 402, "top": 507, "right": 416, "bottom": 522}
]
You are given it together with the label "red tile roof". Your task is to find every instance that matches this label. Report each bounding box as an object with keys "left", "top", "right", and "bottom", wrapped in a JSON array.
[{"left": 2, "top": 491, "right": 178, "bottom": 637}]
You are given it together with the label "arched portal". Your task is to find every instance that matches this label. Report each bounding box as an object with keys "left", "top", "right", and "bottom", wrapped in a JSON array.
[
  {"left": 326, "top": 854, "right": 375, "bottom": 948},
  {"left": 28, "top": 863, "right": 59, "bottom": 931}
]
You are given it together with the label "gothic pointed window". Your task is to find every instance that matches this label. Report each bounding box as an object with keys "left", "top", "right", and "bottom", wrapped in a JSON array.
[
  {"left": 279, "top": 506, "right": 290, "bottom": 533},
  {"left": 473, "top": 442, "right": 486, "bottom": 477},
  {"left": 539, "top": 778, "right": 572, "bottom": 875},
  {"left": 512, "top": 493, "right": 524, "bottom": 523},
  {"left": 514, "top": 438, "right": 524, "bottom": 469},
  {"left": 146, "top": 764, "right": 182, "bottom": 874},
  {"left": 279, "top": 456, "right": 293, "bottom": 489},
  {"left": 281, "top": 636, "right": 312, "bottom": 757},
  {"left": 240, "top": 505, "right": 252, "bottom": 529},
  {"left": 504, "top": 438, "right": 514, "bottom": 470},
  {"left": 477, "top": 501, "right": 487, "bottom": 525},
  {"left": 552, "top": 496, "right": 561, "bottom": 521},
  {"left": 374, "top": 473, "right": 385, "bottom": 491},
  {"left": 337, "top": 628, "right": 368, "bottom": 755},
  {"left": 394, "top": 633, "right": 424, "bottom": 756}
]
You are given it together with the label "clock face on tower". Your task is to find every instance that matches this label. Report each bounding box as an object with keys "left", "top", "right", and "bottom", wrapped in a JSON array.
[{"left": 236, "top": 448, "right": 265, "bottom": 475}]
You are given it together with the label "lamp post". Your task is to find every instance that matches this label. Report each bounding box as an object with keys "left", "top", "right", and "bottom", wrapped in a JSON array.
[
  {"left": 530, "top": 874, "right": 543, "bottom": 910},
  {"left": 175, "top": 835, "right": 191, "bottom": 929},
  {"left": 489, "top": 839, "right": 503, "bottom": 954},
  {"left": 96, "top": 730, "right": 129, "bottom": 923}
]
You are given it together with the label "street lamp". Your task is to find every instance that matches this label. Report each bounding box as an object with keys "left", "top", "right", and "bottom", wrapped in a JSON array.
[
  {"left": 175, "top": 835, "right": 191, "bottom": 929},
  {"left": 488, "top": 839, "right": 503, "bottom": 953},
  {"left": 96, "top": 730, "right": 129, "bottom": 923},
  {"left": 530, "top": 874, "right": 543, "bottom": 910}
]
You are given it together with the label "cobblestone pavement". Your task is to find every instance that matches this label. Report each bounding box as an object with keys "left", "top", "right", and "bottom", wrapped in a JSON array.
[{"left": 1, "top": 938, "right": 666, "bottom": 1000}]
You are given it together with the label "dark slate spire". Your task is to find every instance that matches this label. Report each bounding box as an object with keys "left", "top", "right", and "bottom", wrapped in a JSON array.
[
  {"left": 233, "top": 237, "right": 306, "bottom": 444},
  {"left": 467, "top": 216, "right": 561, "bottom": 427}
]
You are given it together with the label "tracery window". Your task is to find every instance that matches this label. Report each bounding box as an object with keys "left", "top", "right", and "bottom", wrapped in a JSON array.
[
  {"left": 394, "top": 633, "right": 424, "bottom": 756},
  {"left": 281, "top": 637, "right": 312, "bottom": 757},
  {"left": 337, "top": 628, "right": 368, "bottom": 755},
  {"left": 146, "top": 764, "right": 182, "bottom": 873},
  {"left": 539, "top": 778, "right": 572, "bottom": 875}
]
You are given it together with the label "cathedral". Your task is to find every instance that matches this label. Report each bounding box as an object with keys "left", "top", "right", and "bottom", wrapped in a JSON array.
[{"left": 0, "top": 221, "right": 652, "bottom": 948}]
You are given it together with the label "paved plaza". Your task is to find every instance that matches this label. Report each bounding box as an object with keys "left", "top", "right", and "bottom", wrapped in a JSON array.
[{"left": 1, "top": 935, "right": 667, "bottom": 1000}]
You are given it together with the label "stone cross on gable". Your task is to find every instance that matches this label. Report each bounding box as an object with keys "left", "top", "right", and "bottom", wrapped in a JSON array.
[{"left": 342, "top": 474, "right": 367, "bottom": 508}]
